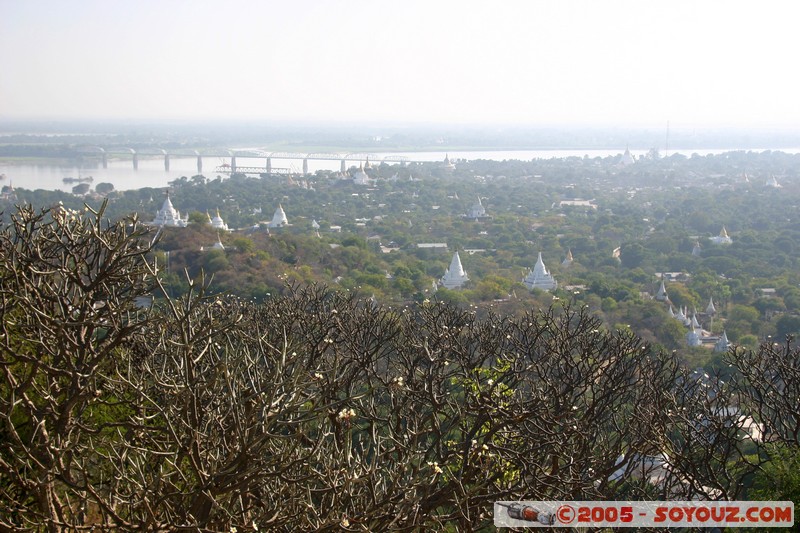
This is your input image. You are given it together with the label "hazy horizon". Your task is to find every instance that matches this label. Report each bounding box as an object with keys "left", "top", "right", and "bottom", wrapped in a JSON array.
[{"left": 2, "top": 1, "right": 800, "bottom": 131}]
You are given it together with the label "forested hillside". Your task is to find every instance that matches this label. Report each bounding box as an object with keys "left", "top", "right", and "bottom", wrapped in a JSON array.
[{"left": 5, "top": 150, "right": 799, "bottom": 367}]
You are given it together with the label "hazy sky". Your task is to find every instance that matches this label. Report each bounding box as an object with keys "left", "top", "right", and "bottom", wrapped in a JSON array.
[{"left": 2, "top": 0, "right": 799, "bottom": 128}]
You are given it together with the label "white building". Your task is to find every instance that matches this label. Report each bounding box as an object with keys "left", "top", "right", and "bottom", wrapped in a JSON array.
[
  {"left": 353, "top": 164, "right": 371, "bottom": 186},
  {"left": 268, "top": 205, "right": 288, "bottom": 228},
  {"left": 210, "top": 208, "right": 229, "bottom": 231},
  {"left": 152, "top": 194, "right": 188, "bottom": 227},
  {"left": 714, "top": 331, "right": 730, "bottom": 352},
  {"left": 706, "top": 297, "right": 717, "bottom": 316},
  {"left": 443, "top": 154, "right": 455, "bottom": 171},
  {"left": 619, "top": 146, "right": 635, "bottom": 166},
  {"left": 709, "top": 226, "right": 732, "bottom": 245},
  {"left": 523, "top": 252, "right": 557, "bottom": 291},
  {"left": 655, "top": 280, "right": 668, "bottom": 301},
  {"left": 686, "top": 327, "right": 702, "bottom": 347},
  {"left": 440, "top": 251, "right": 469, "bottom": 289},
  {"left": 465, "top": 196, "right": 487, "bottom": 219},
  {"left": 561, "top": 249, "right": 574, "bottom": 267}
]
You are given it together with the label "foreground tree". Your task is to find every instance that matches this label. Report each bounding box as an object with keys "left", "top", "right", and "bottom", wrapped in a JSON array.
[
  {"left": 0, "top": 203, "right": 157, "bottom": 530},
  {"left": 0, "top": 204, "right": 786, "bottom": 531}
]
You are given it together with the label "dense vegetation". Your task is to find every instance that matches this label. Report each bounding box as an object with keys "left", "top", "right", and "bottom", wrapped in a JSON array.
[
  {"left": 5, "top": 150, "right": 800, "bottom": 366},
  {"left": 0, "top": 204, "right": 798, "bottom": 530}
]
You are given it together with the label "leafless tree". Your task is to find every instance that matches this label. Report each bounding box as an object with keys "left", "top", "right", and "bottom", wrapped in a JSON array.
[
  {"left": 0, "top": 203, "right": 156, "bottom": 531},
  {"left": 728, "top": 336, "right": 800, "bottom": 447},
  {"left": 0, "top": 204, "right": 785, "bottom": 531}
]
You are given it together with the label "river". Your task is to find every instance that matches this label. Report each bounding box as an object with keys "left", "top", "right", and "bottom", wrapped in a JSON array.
[{"left": 1, "top": 148, "right": 796, "bottom": 192}]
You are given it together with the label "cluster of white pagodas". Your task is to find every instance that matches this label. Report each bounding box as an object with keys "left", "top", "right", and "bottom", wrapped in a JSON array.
[{"left": 440, "top": 250, "right": 560, "bottom": 292}]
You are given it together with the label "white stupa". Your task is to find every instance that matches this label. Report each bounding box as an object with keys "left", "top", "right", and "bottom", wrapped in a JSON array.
[
  {"left": 522, "top": 252, "right": 557, "bottom": 291},
  {"left": 466, "top": 196, "right": 486, "bottom": 219},
  {"left": 655, "top": 279, "right": 668, "bottom": 301},
  {"left": 561, "top": 249, "right": 574, "bottom": 267},
  {"left": 709, "top": 226, "right": 732, "bottom": 245},
  {"left": 353, "top": 164, "right": 371, "bottom": 186},
  {"left": 210, "top": 208, "right": 229, "bottom": 231},
  {"left": 714, "top": 331, "right": 730, "bottom": 352},
  {"left": 706, "top": 297, "right": 717, "bottom": 316},
  {"left": 686, "top": 327, "right": 702, "bottom": 347},
  {"left": 440, "top": 251, "right": 469, "bottom": 289},
  {"left": 619, "top": 146, "right": 635, "bottom": 166},
  {"left": 152, "top": 193, "right": 188, "bottom": 227},
  {"left": 268, "top": 205, "right": 288, "bottom": 228}
]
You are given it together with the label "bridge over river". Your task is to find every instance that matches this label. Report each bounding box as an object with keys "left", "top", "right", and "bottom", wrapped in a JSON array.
[{"left": 76, "top": 147, "right": 418, "bottom": 175}]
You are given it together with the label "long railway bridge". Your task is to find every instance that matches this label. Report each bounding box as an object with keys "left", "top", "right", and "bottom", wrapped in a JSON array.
[{"left": 75, "top": 147, "right": 415, "bottom": 175}]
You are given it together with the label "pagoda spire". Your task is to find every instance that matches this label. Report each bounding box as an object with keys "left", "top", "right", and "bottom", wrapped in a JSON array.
[
  {"left": 706, "top": 297, "right": 716, "bottom": 316},
  {"left": 562, "top": 248, "right": 574, "bottom": 267},
  {"left": 440, "top": 251, "right": 469, "bottom": 289},
  {"left": 656, "top": 279, "right": 668, "bottom": 301},
  {"left": 523, "top": 252, "right": 557, "bottom": 291}
]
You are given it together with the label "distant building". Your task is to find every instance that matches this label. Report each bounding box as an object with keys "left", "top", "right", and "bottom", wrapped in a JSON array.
[
  {"left": 353, "top": 164, "right": 371, "bottom": 186},
  {"left": 465, "top": 196, "right": 487, "bottom": 219},
  {"left": 443, "top": 154, "right": 455, "bottom": 171},
  {"left": 655, "top": 280, "right": 668, "bottom": 301},
  {"left": 686, "top": 327, "right": 702, "bottom": 347},
  {"left": 706, "top": 297, "right": 717, "bottom": 316},
  {"left": 523, "top": 252, "right": 557, "bottom": 291},
  {"left": 441, "top": 251, "right": 469, "bottom": 289},
  {"left": 709, "top": 226, "right": 732, "bottom": 245},
  {"left": 212, "top": 233, "right": 225, "bottom": 250},
  {"left": 714, "top": 331, "right": 730, "bottom": 352},
  {"left": 269, "top": 205, "right": 288, "bottom": 228},
  {"left": 557, "top": 199, "right": 598, "bottom": 209},
  {"left": 619, "top": 146, "right": 635, "bottom": 166},
  {"left": 682, "top": 307, "right": 692, "bottom": 327},
  {"left": 210, "top": 208, "right": 229, "bottom": 231},
  {"left": 152, "top": 193, "right": 188, "bottom": 227},
  {"left": 561, "top": 249, "right": 574, "bottom": 267},
  {"left": 1, "top": 183, "right": 17, "bottom": 202}
]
